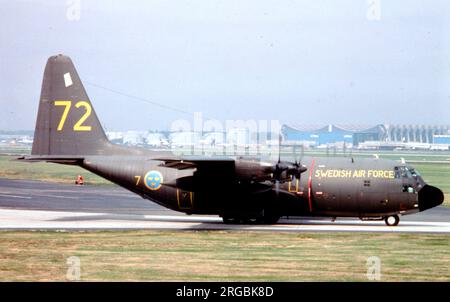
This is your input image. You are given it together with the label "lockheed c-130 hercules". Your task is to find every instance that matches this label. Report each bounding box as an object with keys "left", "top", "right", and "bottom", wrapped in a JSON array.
[{"left": 19, "top": 55, "right": 444, "bottom": 226}]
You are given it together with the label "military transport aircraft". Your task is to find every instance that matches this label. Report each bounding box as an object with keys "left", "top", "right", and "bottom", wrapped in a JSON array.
[{"left": 18, "top": 55, "right": 444, "bottom": 226}]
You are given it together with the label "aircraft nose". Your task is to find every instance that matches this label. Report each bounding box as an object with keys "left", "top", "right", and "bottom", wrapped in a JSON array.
[{"left": 418, "top": 185, "right": 444, "bottom": 211}]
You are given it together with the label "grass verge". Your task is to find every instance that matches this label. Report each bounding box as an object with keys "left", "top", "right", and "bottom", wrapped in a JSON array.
[
  {"left": 0, "top": 155, "right": 110, "bottom": 185},
  {"left": 0, "top": 231, "right": 449, "bottom": 281}
]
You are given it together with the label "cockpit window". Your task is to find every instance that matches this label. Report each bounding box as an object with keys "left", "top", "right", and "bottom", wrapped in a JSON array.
[
  {"left": 394, "top": 167, "right": 400, "bottom": 178},
  {"left": 394, "top": 166, "right": 412, "bottom": 178},
  {"left": 409, "top": 168, "right": 420, "bottom": 178}
]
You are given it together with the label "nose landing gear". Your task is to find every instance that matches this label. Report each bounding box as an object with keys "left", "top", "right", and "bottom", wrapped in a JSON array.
[{"left": 384, "top": 215, "right": 400, "bottom": 226}]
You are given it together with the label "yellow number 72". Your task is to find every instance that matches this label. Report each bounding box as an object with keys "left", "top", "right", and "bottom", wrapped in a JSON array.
[{"left": 54, "top": 100, "right": 92, "bottom": 131}]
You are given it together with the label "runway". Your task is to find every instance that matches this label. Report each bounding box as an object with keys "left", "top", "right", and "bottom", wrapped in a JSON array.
[{"left": 1, "top": 178, "right": 449, "bottom": 233}]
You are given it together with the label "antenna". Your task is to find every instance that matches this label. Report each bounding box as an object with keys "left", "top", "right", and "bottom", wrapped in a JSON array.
[{"left": 278, "top": 132, "right": 282, "bottom": 164}]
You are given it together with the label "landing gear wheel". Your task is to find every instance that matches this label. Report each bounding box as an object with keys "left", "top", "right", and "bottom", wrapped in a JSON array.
[
  {"left": 244, "top": 218, "right": 259, "bottom": 224},
  {"left": 222, "top": 216, "right": 246, "bottom": 224},
  {"left": 384, "top": 215, "right": 400, "bottom": 226},
  {"left": 222, "top": 216, "right": 237, "bottom": 224}
]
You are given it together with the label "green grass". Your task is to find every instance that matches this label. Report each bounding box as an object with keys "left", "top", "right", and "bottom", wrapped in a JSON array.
[
  {"left": 0, "top": 231, "right": 449, "bottom": 281},
  {"left": 0, "top": 155, "right": 111, "bottom": 185},
  {"left": 412, "top": 162, "right": 450, "bottom": 204},
  {"left": 0, "top": 144, "right": 32, "bottom": 155}
]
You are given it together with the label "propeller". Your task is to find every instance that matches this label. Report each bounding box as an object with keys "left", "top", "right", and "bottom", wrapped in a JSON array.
[
  {"left": 272, "top": 160, "right": 307, "bottom": 182},
  {"left": 272, "top": 133, "right": 307, "bottom": 182}
]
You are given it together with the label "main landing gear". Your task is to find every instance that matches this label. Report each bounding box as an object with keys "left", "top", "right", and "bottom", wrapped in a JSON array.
[
  {"left": 384, "top": 215, "right": 400, "bottom": 226},
  {"left": 222, "top": 215, "right": 280, "bottom": 225}
]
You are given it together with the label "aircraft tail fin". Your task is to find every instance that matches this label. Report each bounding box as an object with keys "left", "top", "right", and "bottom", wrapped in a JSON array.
[{"left": 31, "top": 55, "right": 110, "bottom": 156}]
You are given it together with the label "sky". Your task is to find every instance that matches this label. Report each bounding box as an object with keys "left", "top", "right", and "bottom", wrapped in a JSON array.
[{"left": 0, "top": 0, "right": 449, "bottom": 131}]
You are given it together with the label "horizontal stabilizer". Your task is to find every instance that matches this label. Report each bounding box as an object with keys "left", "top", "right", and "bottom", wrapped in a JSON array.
[{"left": 16, "top": 155, "right": 84, "bottom": 165}]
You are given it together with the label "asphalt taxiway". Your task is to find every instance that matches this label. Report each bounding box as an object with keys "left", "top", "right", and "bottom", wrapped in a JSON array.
[{"left": 0, "top": 178, "right": 449, "bottom": 233}]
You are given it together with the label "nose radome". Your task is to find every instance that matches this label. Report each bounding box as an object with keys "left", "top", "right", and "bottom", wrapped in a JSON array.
[{"left": 418, "top": 185, "right": 444, "bottom": 212}]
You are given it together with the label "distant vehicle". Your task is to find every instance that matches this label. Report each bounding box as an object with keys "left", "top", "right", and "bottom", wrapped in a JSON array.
[
  {"left": 19, "top": 55, "right": 444, "bottom": 226},
  {"left": 17, "top": 138, "right": 33, "bottom": 144},
  {"left": 146, "top": 133, "right": 169, "bottom": 148},
  {"left": 430, "top": 145, "right": 450, "bottom": 151}
]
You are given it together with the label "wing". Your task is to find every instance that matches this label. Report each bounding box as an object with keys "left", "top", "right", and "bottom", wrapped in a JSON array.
[
  {"left": 155, "top": 156, "right": 277, "bottom": 183},
  {"left": 156, "top": 156, "right": 307, "bottom": 184},
  {"left": 155, "top": 156, "right": 235, "bottom": 170},
  {"left": 16, "top": 155, "right": 84, "bottom": 165}
]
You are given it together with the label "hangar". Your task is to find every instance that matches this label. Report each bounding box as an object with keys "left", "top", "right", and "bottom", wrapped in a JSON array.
[
  {"left": 282, "top": 124, "right": 384, "bottom": 147},
  {"left": 385, "top": 125, "right": 449, "bottom": 144},
  {"left": 282, "top": 124, "right": 450, "bottom": 147},
  {"left": 434, "top": 135, "right": 450, "bottom": 144}
]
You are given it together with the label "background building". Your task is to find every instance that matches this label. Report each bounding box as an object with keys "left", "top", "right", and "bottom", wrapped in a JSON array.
[
  {"left": 282, "top": 124, "right": 384, "bottom": 147},
  {"left": 282, "top": 124, "right": 450, "bottom": 147},
  {"left": 434, "top": 135, "right": 450, "bottom": 144},
  {"left": 385, "top": 125, "right": 449, "bottom": 143}
]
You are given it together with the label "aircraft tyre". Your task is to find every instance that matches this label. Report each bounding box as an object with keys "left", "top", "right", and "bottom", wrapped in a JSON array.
[
  {"left": 384, "top": 215, "right": 400, "bottom": 226},
  {"left": 222, "top": 216, "right": 239, "bottom": 224},
  {"left": 222, "top": 215, "right": 280, "bottom": 224}
]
